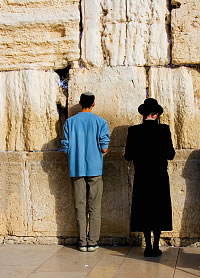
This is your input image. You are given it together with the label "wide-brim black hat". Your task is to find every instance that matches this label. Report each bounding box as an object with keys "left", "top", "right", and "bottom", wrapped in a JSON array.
[{"left": 138, "top": 98, "right": 163, "bottom": 115}]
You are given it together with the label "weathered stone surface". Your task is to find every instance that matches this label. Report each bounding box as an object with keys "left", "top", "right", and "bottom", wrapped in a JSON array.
[
  {"left": 0, "top": 70, "right": 66, "bottom": 151},
  {"left": 0, "top": 150, "right": 200, "bottom": 242},
  {"left": 125, "top": 0, "right": 170, "bottom": 66},
  {"left": 149, "top": 66, "right": 200, "bottom": 149},
  {"left": 81, "top": 0, "right": 103, "bottom": 67},
  {"left": 169, "top": 149, "right": 200, "bottom": 238},
  {"left": 82, "top": 0, "right": 170, "bottom": 67},
  {"left": 0, "top": 151, "right": 77, "bottom": 237},
  {"left": 68, "top": 66, "right": 146, "bottom": 146},
  {"left": 0, "top": 1, "right": 80, "bottom": 70},
  {"left": 102, "top": 148, "right": 130, "bottom": 236},
  {"left": 0, "top": 152, "right": 27, "bottom": 236},
  {"left": 102, "top": 23, "right": 126, "bottom": 66},
  {"left": 26, "top": 152, "right": 77, "bottom": 236},
  {"left": 172, "top": 0, "right": 200, "bottom": 64}
]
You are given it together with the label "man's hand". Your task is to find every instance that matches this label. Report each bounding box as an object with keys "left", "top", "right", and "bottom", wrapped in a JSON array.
[{"left": 101, "top": 149, "right": 108, "bottom": 153}]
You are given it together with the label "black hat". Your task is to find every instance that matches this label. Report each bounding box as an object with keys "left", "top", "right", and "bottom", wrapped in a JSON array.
[{"left": 138, "top": 98, "right": 163, "bottom": 115}]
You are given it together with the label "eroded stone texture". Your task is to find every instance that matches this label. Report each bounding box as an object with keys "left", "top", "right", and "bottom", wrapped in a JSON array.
[
  {"left": 102, "top": 23, "right": 126, "bottom": 66},
  {"left": 0, "top": 150, "right": 199, "bottom": 241},
  {"left": 102, "top": 148, "right": 130, "bottom": 236},
  {"left": 149, "top": 66, "right": 200, "bottom": 149},
  {"left": 82, "top": 0, "right": 170, "bottom": 67},
  {"left": 0, "top": 70, "right": 66, "bottom": 151},
  {"left": 169, "top": 150, "right": 200, "bottom": 238},
  {"left": 0, "top": 0, "right": 80, "bottom": 70},
  {"left": 0, "top": 152, "right": 27, "bottom": 236},
  {"left": 125, "top": 0, "right": 170, "bottom": 66},
  {"left": 68, "top": 66, "right": 146, "bottom": 146},
  {"left": 0, "top": 151, "right": 78, "bottom": 237},
  {"left": 172, "top": 0, "right": 200, "bottom": 64},
  {"left": 26, "top": 152, "right": 77, "bottom": 236},
  {"left": 81, "top": 0, "right": 103, "bottom": 67}
]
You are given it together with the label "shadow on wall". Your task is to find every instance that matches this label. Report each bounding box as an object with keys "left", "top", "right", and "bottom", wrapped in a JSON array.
[
  {"left": 39, "top": 100, "right": 137, "bottom": 243},
  {"left": 101, "top": 125, "right": 133, "bottom": 241},
  {"left": 69, "top": 104, "right": 81, "bottom": 116},
  {"left": 40, "top": 150, "right": 77, "bottom": 242},
  {"left": 181, "top": 149, "right": 200, "bottom": 246},
  {"left": 40, "top": 111, "right": 77, "bottom": 243}
]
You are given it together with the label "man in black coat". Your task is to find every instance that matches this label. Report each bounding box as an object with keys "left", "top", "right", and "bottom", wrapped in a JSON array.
[{"left": 124, "top": 98, "right": 175, "bottom": 257}]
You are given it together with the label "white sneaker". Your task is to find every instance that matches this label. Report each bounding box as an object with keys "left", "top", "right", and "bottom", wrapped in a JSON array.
[
  {"left": 79, "top": 246, "right": 87, "bottom": 252},
  {"left": 87, "top": 245, "right": 99, "bottom": 252}
]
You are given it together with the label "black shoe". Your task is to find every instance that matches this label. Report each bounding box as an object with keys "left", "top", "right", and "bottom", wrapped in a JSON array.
[
  {"left": 153, "top": 248, "right": 162, "bottom": 257},
  {"left": 144, "top": 247, "right": 153, "bottom": 257}
]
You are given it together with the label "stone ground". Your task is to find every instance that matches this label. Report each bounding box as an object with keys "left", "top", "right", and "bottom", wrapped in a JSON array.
[{"left": 0, "top": 245, "right": 199, "bottom": 278}]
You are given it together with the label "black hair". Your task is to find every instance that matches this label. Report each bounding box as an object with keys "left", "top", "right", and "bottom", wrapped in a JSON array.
[
  {"left": 143, "top": 112, "right": 160, "bottom": 124},
  {"left": 143, "top": 112, "right": 157, "bottom": 118},
  {"left": 80, "top": 94, "right": 95, "bottom": 108}
]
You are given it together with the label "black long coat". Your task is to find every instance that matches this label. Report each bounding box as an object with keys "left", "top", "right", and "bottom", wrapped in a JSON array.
[{"left": 124, "top": 120, "right": 175, "bottom": 232}]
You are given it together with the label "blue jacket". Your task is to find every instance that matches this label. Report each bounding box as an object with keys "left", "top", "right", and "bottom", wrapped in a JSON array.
[{"left": 62, "top": 112, "right": 110, "bottom": 177}]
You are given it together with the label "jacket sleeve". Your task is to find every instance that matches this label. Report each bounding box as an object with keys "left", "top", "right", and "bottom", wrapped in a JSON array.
[
  {"left": 99, "top": 121, "right": 110, "bottom": 149},
  {"left": 61, "top": 121, "right": 69, "bottom": 155},
  {"left": 165, "top": 125, "right": 176, "bottom": 160},
  {"left": 124, "top": 127, "right": 133, "bottom": 161}
]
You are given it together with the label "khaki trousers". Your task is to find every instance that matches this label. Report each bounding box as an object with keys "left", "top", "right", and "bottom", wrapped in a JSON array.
[{"left": 72, "top": 176, "right": 103, "bottom": 247}]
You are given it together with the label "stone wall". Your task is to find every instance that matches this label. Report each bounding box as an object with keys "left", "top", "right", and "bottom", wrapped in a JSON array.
[{"left": 0, "top": 0, "right": 200, "bottom": 246}]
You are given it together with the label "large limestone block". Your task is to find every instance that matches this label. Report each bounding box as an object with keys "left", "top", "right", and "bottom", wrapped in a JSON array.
[
  {"left": 68, "top": 66, "right": 146, "bottom": 146},
  {"left": 82, "top": 0, "right": 170, "bottom": 67},
  {"left": 0, "top": 70, "right": 66, "bottom": 151},
  {"left": 169, "top": 150, "right": 200, "bottom": 238},
  {"left": 126, "top": 0, "right": 170, "bottom": 66},
  {"left": 0, "top": 152, "right": 27, "bottom": 236},
  {"left": 102, "top": 148, "right": 130, "bottom": 236},
  {"left": 0, "top": 1, "right": 80, "bottom": 70},
  {"left": 0, "top": 151, "right": 77, "bottom": 237},
  {"left": 81, "top": 0, "right": 103, "bottom": 67},
  {"left": 26, "top": 152, "right": 77, "bottom": 236},
  {"left": 149, "top": 66, "right": 200, "bottom": 149},
  {"left": 172, "top": 0, "right": 200, "bottom": 64}
]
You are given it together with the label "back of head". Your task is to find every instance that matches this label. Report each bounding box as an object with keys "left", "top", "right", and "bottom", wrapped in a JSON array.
[{"left": 80, "top": 92, "right": 95, "bottom": 108}]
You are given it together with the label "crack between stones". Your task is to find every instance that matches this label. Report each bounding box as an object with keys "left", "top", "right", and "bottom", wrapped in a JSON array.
[
  {"left": 169, "top": 0, "right": 173, "bottom": 66},
  {"left": 55, "top": 66, "right": 71, "bottom": 127},
  {"left": 23, "top": 154, "right": 33, "bottom": 235},
  {"left": 100, "top": 3, "right": 108, "bottom": 65},
  {"left": 79, "top": 0, "right": 83, "bottom": 64},
  {"left": 145, "top": 66, "right": 150, "bottom": 99},
  {"left": 146, "top": 0, "right": 154, "bottom": 66},
  {"left": 123, "top": 0, "right": 128, "bottom": 66}
]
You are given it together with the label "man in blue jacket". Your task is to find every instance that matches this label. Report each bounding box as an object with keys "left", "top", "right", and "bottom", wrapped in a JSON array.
[{"left": 62, "top": 92, "right": 110, "bottom": 252}]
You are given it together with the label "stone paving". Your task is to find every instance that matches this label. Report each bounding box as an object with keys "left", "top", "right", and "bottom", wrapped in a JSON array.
[{"left": 0, "top": 245, "right": 199, "bottom": 278}]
